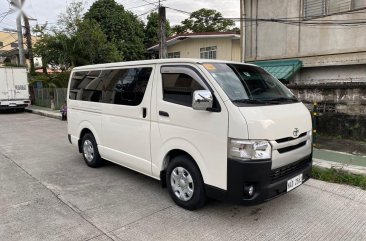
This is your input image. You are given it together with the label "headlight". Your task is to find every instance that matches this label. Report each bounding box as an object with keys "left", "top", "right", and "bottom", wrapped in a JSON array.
[{"left": 228, "top": 139, "right": 272, "bottom": 160}]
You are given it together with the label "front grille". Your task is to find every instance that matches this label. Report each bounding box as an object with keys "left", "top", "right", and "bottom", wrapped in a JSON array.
[
  {"left": 276, "top": 132, "right": 307, "bottom": 143},
  {"left": 277, "top": 141, "right": 307, "bottom": 154},
  {"left": 271, "top": 157, "right": 311, "bottom": 182}
]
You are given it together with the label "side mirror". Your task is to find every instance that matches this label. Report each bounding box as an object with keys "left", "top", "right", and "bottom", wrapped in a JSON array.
[{"left": 192, "top": 90, "right": 213, "bottom": 111}]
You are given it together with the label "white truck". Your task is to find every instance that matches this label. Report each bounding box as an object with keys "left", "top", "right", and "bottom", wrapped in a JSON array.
[{"left": 0, "top": 67, "right": 30, "bottom": 111}]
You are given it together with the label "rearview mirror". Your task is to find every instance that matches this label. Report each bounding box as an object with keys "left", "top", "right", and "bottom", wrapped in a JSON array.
[{"left": 192, "top": 90, "right": 213, "bottom": 111}]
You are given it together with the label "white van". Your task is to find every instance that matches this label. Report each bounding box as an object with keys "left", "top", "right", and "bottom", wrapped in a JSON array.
[{"left": 67, "top": 59, "right": 312, "bottom": 210}]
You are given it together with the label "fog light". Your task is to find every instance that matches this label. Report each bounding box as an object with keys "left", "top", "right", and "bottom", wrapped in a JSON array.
[{"left": 244, "top": 185, "right": 255, "bottom": 197}]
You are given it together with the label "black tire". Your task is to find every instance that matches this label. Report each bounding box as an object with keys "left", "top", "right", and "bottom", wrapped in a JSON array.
[
  {"left": 166, "top": 155, "right": 206, "bottom": 210},
  {"left": 81, "top": 133, "right": 104, "bottom": 168}
]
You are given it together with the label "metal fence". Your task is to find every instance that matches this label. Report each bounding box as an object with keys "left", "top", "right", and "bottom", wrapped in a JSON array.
[{"left": 32, "top": 88, "right": 67, "bottom": 109}]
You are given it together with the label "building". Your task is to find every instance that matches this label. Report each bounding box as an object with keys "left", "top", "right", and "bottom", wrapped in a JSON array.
[
  {"left": 147, "top": 32, "right": 241, "bottom": 61},
  {"left": 0, "top": 30, "right": 41, "bottom": 67},
  {"left": 243, "top": 0, "right": 366, "bottom": 139}
]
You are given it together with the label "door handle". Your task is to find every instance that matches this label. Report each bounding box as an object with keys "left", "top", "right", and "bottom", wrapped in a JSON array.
[
  {"left": 142, "top": 107, "right": 147, "bottom": 118},
  {"left": 159, "top": 111, "right": 169, "bottom": 117}
]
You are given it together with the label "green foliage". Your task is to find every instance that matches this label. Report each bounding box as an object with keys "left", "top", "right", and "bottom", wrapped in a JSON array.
[
  {"left": 312, "top": 166, "right": 366, "bottom": 190},
  {"left": 172, "top": 8, "right": 236, "bottom": 34},
  {"left": 144, "top": 11, "right": 171, "bottom": 48},
  {"left": 84, "top": 0, "right": 145, "bottom": 61},
  {"left": 29, "top": 72, "right": 71, "bottom": 88},
  {"left": 33, "top": 1, "right": 122, "bottom": 69}
]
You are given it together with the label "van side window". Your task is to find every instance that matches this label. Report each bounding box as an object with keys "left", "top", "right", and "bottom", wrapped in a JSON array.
[
  {"left": 102, "top": 67, "right": 152, "bottom": 106},
  {"left": 162, "top": 73, "right": 205, "bottom": 107},
  {"left": 69, "top": 67, "right": 152, "bottom": 106},
  {"left": 69, "top": 70, "right": 103, "bottom": 102}
]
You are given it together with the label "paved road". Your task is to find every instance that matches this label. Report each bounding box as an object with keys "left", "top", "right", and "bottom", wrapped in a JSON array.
[{"left": 1, "top": 113, "right": 366, "bottom": 241}]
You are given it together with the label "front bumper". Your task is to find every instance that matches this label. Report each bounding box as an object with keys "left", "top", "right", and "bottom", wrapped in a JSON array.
[{"left": 205, "top": 155, "right": 312, "bottom": 205}]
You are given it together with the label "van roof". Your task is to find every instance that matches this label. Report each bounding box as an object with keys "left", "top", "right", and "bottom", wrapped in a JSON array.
[{"left": 72, "top": 58, "right": 254, "bottom": 71}]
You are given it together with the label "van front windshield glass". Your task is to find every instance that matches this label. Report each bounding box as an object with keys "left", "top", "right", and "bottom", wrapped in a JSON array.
[{"left": 203, "top": 63, "right": 298, "bottom": 104}]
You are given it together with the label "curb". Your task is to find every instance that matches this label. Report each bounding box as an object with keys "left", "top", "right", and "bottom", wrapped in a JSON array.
[
  {"left": 25, "top": 108, "right": 62, "bottom": 120},
  {"left": 313, "top": 158, "right": 366, "bottom": 176}
]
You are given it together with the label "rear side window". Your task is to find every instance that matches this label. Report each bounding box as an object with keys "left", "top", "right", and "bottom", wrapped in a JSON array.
[
  {"left": 69, "top": 67, "right": 152, "bottom": 106},
  {"left": 162, "top": 73, "right": 205, "bottom": 107},
  {"left": 69, "top": 70, "right": 103, "bottom": 102}
]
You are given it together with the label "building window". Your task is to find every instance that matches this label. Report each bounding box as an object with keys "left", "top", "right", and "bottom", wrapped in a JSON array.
[
  {"left": 200, "top": 46, "right": 217, "bottom": 59},
  {"left": 0, "top": 42, "right": 3, "bottom": 47},
  {"left": 304, "top": 0, "right": 366, "bottom": 18},
  {"left": 11, "top": 42, "right": 18, "bottom": 48},
  {"left": 168, "top": 52, "right": 180, "bottom": 58}
]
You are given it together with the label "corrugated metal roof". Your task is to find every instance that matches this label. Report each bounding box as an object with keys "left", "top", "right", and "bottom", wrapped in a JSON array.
[{"left": 251, "top": 59, "right": 303, "bottom": 83}]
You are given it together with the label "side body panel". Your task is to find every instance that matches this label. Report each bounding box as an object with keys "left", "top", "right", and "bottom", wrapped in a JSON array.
[
  {"left": 151, "top": 63, "right": 229, "bottom": 190},
  {"left": 100, "top": 65, "right": 155, "bottom": 176}
]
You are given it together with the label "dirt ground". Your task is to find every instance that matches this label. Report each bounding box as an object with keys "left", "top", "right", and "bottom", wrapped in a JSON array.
[{"left": 316, "top": 135, "right": 366, "bottom": 156}]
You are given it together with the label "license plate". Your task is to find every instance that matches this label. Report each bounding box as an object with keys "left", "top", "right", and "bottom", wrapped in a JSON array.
[
  {"left": 287, "top": 173, "right": 303, "bottom": 192},
  {"left": 9, "top": 103, "right": 16, "bottom": 107}
]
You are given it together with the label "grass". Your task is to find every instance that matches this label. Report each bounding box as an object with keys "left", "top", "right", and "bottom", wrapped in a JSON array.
[{"left": 312, "top": 166, "right": 366, "bottom": 190}]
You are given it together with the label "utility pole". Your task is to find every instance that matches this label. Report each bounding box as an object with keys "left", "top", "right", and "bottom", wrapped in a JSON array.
[
  {"left": 158, "top": 0, "right": 167, "bottom": 59},
  {"left": 23, "top": 14, "right": 35, "bottom": 74},
  {"left": 22, "top": 0, "right": 35, "bottom": 73},
  {"left": 10, "top": 0, "right": 25, "bottom": 66},
  {"left": 240, "top": 0, "right": 246, "bottom": 62},
  {"left": 15, "top": 1, "right": 25, "bottom": 65}
]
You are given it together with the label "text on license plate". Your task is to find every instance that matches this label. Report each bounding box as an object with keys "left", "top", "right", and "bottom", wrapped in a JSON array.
[{"left": 287, "top": 173, "right": 303, "bottom": 192}]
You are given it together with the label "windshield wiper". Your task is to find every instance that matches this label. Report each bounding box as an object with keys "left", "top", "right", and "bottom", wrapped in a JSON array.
[
  {"left": 232, "top": 99, "right": 279, "bottom": 104},
  {"left": 264, "top": 97, "right": 298, "bottom": 102}
]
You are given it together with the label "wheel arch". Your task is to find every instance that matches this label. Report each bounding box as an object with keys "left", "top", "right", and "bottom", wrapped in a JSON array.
[
  {"left": 159, "top": 147, "right": 206, "bottom": 188},
  {"left": 77, "top": 122, "right": 101, "bottom": 153}
]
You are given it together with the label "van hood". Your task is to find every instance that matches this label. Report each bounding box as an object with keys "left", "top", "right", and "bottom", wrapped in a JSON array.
[{"left": 238, "top": 103, "right": 312, "bottom": 141}]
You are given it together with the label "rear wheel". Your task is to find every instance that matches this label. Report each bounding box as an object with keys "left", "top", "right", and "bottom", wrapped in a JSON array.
[
  {"left": 166, "top": 155, "right": 206, "bottom": 210},
  {"left": 81, "top": 133, "right": 104, "bottom": 167}
]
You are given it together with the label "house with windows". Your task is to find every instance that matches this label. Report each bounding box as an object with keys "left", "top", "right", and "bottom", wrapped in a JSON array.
[
  {"left": 0, "top": 30, "right": 41, "bottom": 67},
  {"left": 147, "top": 32, "right": 241, "bottom": 61},
  {"left": 242, "top": 0, "right": 366, "bottom": 139},
  {"left": 243, "top": 0, "right": 366, "bottom": 84}
]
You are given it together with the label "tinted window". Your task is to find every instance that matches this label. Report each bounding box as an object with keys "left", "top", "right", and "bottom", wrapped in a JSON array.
[
  {"left": 204, "top": 63, "right": 297, "bottom": 104},
  {"left": 162, "top": 73, "right": 205, "bottom": 107},
  {"left": 69, "top": 67, "right": 152, "bottom": 106},
  {"left": 103, "top": 68, "right": 152, "bottom": 106},
  {"left": 69, "top": 70, "right": 103, "bottom": 102}
]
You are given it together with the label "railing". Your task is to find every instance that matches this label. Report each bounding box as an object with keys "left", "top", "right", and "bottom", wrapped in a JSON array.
[{"left": 32, "top": 88, "right": 67, "bottom": 110}]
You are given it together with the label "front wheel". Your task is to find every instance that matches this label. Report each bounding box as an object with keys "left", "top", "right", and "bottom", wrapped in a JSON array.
[{"left": 166, "top": 155, "right": 206, "bottom": 210}]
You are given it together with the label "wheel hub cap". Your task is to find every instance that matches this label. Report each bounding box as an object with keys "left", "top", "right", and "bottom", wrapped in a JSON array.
[
  {"left": 83, "top": 140, "right": 94, "bottom": 162},
  {"left": 170, "top": 167, "right": 194, "bottom": 201}
]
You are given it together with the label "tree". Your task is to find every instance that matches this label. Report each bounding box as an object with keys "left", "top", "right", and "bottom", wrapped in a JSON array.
[
  {"left": 172, "top": 8, "right": 235, "bottom": 34},
  {"left": 144, "top": 11, "right": 171, "bottom": 48},
  {"left": 56, "top": 0, "right": 84, "bottom": 36},
  {"left": 33, "top": 0, "right": 122, "bottom": 71},
  {"left": 84, "top": 0, "right": 145, "bottom": 61},
  {"left": 73, "top": 19, "right": 123, "bottom": 65}
]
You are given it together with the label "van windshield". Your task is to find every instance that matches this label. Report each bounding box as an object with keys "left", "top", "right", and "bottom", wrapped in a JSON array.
[{"left": 203, "top": 63, "right": 298, "bottom": 104}]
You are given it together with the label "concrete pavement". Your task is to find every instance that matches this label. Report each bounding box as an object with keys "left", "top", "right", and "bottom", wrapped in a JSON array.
[{"left": 1, "top": 112, "right": 366, "bottom": 240}]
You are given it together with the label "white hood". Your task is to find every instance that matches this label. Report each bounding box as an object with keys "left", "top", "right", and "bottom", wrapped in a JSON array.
[{"left": 239, "top": 103, "right": 312, "bottom": 141}]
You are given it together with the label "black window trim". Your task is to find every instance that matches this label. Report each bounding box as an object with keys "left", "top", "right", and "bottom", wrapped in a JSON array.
[{"left": 160, "top": 64, "right": 221, "bottom": 112}]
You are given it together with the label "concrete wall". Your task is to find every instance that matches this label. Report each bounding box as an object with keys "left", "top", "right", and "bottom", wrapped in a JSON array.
[
  {"left": 290, "top": 84, "right": 366, "bottom": 115},
  {"left": 244, "top": 0, "right": 366, "bottom": 66},
  {"left": 167, "top": 37, "right": 240, "bottom": 61},
  {"left": 293, "top": 65, "right": 366, "bottom": 84}
]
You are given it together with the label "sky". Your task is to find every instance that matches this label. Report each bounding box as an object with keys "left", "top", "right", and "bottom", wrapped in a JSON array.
[{"left": 0, "top": 0, "right": 240, "bottom": 32}]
